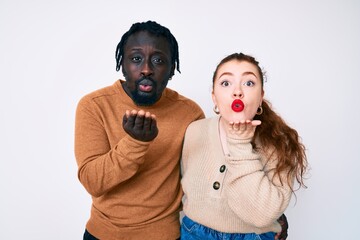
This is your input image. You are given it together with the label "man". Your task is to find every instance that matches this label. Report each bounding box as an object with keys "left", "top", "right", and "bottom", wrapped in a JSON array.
[{"left": 75, "top": 21, "right": 288, "bottom": 240}]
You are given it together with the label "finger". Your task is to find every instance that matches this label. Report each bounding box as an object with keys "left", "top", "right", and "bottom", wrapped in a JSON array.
[
  {"left": 145, "top": 111, "right": 151, "bottom": 118},
  {"left": 239, "top": 120, "right": 247, "bottom": 131},
  {"left": 143, "top": 112, "right": 152, "bottom": 131},
  {"left": 134, "top": 110, "right": 145, "bottom": 129},
  {"left": 125, "top": 110, "right": 131, "bottom": 118},
  {"left": 150, "top": 114, "right": 157, "bottom": 133},
  {"left": 130, "top": 109, "right": 138, "bottom": 116},
  {"left": 278, "top": 230, "right": 287, "bottom": 240},
  {"left": 122, "top": 114, "right": 128, "bottom": 126},
  {"left": 251, "top": 120, "right": 262, "bottom": 126},
  {"left": 233, "top": 122, "right": 240, "bottom": 131},
  {"left": 228, "top": 122, "right": 234, "bottom": 131},
  {"left": 137, "top": 109, "right": 145, "bottom": 116},
  {"left": 123, "top": 110, "right": 132, "bottom": 124},
  {"left": 274, "top": 233, "right": 280, "bottom": 240},
  {"left": 125, "top": 111, "right": 137, "bottom": 128},
  {"left": 279, "top": 233, "right": 288, "bottom": 240}
]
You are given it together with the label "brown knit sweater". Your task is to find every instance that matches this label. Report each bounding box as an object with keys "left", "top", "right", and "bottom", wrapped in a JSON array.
[{"left": 75, "top": 80, "right": 204, "bottom": 240}]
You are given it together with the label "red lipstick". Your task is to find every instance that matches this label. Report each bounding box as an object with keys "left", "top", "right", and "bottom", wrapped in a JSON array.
[{"left": 231, "top": 99, "right": 244, "bottom": 112}]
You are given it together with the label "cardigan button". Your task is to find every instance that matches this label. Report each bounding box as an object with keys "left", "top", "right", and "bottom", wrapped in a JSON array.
[
  {"left": 219, "top": 165, "right": 226, "bottom": 173},
  {"left": 213, "top": 181, "right": 220, "bottom": 190}
]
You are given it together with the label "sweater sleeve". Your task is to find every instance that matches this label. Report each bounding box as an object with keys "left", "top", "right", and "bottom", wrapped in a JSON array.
[
  {"left": 224, "top": 137, "right": 293, "bottom": 228},
  {"left": 74, "top": 97, "right": 150, "bottom": 197}
]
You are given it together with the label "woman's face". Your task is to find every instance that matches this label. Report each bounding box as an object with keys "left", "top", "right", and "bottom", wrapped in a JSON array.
[{"left": 212, "top": 60, "right": 264, "bottom": 123}]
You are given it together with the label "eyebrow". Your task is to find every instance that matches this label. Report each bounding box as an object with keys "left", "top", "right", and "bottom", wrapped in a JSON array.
[
  {"left": 218, "top": 71, "right": 258, "bottom": 79},
  {"left": 218, "top": 72, "right": 233, "bottom": 78},
  {"left": 129, "top": 47, "right": 165, "bottom": 53},
  {"left": 242, "top": 71, "right": 258, "bottom": 78}
]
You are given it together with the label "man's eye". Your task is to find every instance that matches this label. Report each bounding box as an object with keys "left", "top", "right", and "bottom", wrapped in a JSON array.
[
  {"left": 153, "top": 58, "right": 163, "bottom": 64},
  {"left": 131, "top": 57, "right": 142, "bottom": 62},
  {"left": 220, "top": 81, "right": 230, "bottom": 87}
]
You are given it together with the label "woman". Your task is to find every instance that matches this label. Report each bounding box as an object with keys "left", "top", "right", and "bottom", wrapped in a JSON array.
[{"left": 180, "top": 53, "right": 307, "bottom": 240}]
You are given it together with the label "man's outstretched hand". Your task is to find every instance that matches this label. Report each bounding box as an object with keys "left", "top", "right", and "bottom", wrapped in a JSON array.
[
  {"left": 122, "top": 110, "right": 158, "bottom": 142},
  {"left": 275, "top": 214, "right": 288, "bottom": 240}
]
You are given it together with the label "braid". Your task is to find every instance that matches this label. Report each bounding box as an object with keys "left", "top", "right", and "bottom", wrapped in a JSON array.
[{"left": 115, "top": 21, "right": 180, "bottom": 75}]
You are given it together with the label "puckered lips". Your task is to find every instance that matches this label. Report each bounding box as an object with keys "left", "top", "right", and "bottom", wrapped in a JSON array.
[
  {"left": 138, "top": 79, "right": 153, "bottom": 92},
  {"left": 231, "top": 99, "right": 244, "bottom": 112}
]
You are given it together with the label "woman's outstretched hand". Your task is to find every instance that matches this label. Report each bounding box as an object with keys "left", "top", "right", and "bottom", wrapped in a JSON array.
[{"left": 227, "top": 120, "right": 261, "bottom": 140}]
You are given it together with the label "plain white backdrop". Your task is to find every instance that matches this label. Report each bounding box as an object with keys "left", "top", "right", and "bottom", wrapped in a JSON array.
[{"left": 1, "top": 0, "right": 359, "bottom": 239}]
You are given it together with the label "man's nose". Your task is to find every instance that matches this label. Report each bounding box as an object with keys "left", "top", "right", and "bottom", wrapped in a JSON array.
[{"left": 141, "top": 61, "right": 153, "bottom": 77}]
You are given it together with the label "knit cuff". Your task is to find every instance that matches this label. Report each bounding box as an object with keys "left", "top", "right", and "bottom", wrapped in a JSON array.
[
  {"left": 226, "top": 137, "right": 258, "bottom": 160},
  {"left": 114, "top": 135, "right": 151, "bottom": 164}
]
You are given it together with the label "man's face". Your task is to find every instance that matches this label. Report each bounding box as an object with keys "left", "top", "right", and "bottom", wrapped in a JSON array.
[{"left": 121, "top": 31, "right": 174, "bottom": 106}]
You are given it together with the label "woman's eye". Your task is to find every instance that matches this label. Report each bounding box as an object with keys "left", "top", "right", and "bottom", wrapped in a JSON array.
[
  {"left": 244, "top": 80, "right": 255, "bottom": 87},
  {"left": 220, "top": 81, "right": 230, "bottom": 87}
]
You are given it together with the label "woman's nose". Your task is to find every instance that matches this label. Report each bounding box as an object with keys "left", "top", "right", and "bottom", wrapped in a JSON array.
[{"left": 233, "top": 88, "right": 243, "bottom": 98}]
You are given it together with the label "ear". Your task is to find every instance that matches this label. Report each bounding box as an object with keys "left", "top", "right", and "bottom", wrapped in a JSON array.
[
  {"left": 211, "top": 91, "right": 217, "bottom": 106},
  {"left": 170, "top": 64, "right": 176, "bottom": 77},
  {"left": 260, "top": 89, "right": 265, "bottom": 104},
  {"left": 121, "top": 66, "right": 127, "bottom": 79}
]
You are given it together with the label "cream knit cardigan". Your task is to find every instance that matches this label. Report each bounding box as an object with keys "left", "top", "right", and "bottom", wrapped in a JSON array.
[{"left": 181, "top": 116, "right": 293, "bottom": 234}]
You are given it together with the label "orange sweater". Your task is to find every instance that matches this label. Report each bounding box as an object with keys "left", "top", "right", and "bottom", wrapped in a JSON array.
[{"left": 75, "top": 80, "right": 204, "bottom": 240}]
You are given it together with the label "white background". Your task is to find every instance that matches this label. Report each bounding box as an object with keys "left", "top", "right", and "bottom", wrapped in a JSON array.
[{"left": 1, "top": 0, "right": 359, "bottom": 239}]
